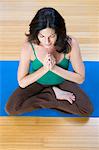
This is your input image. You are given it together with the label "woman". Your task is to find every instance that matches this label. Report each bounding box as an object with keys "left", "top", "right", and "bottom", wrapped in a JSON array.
[{"left": 5, "top": 7, "right": 93, "bottom": 116}]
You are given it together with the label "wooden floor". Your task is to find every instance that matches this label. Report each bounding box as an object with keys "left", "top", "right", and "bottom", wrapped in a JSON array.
[{"left": 0, "top": 117, "right": 99, "bottom": 150}]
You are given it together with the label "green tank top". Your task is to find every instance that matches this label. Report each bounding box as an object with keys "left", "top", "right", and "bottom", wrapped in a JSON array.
[{"left": 29, "top": 42, "right": 69, "bottom": 85}]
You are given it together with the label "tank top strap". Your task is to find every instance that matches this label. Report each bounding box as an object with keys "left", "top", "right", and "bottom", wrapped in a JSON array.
[
  {"left": 64, "top": 52, "right": 66, "bottom": 58},
  {"left": 30, "top": 42, "right": 37, "bottom": 58}
]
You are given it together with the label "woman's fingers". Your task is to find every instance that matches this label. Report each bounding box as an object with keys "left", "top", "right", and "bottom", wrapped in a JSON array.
[
  {"left": 47, "top": 55, "right": 56, "bottom": 69},
  {"left": 44, "top": 53, "right": 56, "bottom": 70}
]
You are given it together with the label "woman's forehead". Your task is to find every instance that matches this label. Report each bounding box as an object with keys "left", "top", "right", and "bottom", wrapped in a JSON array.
[{"left": 39, "top": 28, "right": 55, "bottom": 35}]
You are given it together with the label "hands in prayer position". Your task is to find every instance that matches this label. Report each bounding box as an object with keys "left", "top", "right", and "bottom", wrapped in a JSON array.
[{"left": 43, "top": 53, "right": 56, "bottom": 71}]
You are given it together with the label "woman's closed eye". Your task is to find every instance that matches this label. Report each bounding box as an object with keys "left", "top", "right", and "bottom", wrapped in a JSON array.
[
  {"left": 51, "top": 34, "right": 56, "bottom": 38},
  {"left": 39, "top": 33, "right": 56, "bottom": 38},
  {"left": 39, "top": 35, "right": 44, "bottom": 38}
]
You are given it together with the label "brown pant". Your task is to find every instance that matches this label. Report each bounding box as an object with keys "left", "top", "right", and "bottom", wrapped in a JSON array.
[{"left": 5, "top": 80, "right": 93, "bottom": 116}]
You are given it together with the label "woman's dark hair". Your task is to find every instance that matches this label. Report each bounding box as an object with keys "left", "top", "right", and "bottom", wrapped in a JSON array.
[{"left": 25, "top": 7, "right": 72, "bottom": 53}]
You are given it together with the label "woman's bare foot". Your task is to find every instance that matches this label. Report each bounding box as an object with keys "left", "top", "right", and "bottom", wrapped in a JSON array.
[{"left": 52, "top": 86, "right": 76, "bottom": 104}]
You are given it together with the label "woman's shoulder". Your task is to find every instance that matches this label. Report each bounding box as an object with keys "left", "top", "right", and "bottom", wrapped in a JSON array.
[
  {"left": 21, "top": 39, "right": 33, "bottom": 52},
  {"left": 67, "top": 35, "right": 80, "bottom": 58},
  {"left": 68, "top": 35, "right": 79, "bottom": 45},
  {"left": 20, "top": 40, "right": 33, "bottom": 60},
  {"left": 67, "top": 35, "right": 80, "bottom": 52}
]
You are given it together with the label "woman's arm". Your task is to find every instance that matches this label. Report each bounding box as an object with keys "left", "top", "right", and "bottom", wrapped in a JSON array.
[
  {"left": 17, "top": 42, "right": 48, "bottom": 88},
  {"left": 18, "top": 66, "right": 47, "bottom": 88},
  {"left": 51, "top": 37, "right": 85, "bottom": 84}
]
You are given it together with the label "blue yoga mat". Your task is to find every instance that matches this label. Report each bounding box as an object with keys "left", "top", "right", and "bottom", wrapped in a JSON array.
[{"left": 0, "top": 61, "right": 99, "bottom": 117}]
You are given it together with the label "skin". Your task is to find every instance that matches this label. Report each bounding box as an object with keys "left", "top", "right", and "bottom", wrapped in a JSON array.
[{"left": 18, "top": 27, "right": 85, "bottom": 104}]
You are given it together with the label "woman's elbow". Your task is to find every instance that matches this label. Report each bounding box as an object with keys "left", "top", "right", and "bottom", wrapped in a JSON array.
[
  {"left": 18, "top": 80, "right": 26, "bottom": 88},
  {"left": 78, "top": 75, "right": 85, "bottom": 84}
]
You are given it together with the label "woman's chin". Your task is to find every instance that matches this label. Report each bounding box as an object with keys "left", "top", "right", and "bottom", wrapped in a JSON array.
[
  {"left": 48, "top": 50, "right": 55, "bottom": 54},
  {"left": 44, "top": 45, "right": 52, "bottom": 49}
]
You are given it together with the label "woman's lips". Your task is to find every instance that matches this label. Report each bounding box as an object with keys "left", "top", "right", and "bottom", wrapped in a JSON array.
[{"left": 44, "top": 45, "right": 52, "bottom": 48}]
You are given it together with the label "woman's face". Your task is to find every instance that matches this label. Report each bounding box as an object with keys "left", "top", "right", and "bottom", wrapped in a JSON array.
[{"left": 38, "top": 28, "right": 57, "bottom": 49}]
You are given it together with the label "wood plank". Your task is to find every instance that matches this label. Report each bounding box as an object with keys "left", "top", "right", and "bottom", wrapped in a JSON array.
[
  {"left": 0, "top": 117, "right": 99, "bottom": 150},
  {"left": 0, "top": 117, "right": 99, "bottom": 126}
]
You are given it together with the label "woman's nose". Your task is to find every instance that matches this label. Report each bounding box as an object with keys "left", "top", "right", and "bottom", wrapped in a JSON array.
[{"left": 45, "top": 38, "right": 50, "bottom": 44}]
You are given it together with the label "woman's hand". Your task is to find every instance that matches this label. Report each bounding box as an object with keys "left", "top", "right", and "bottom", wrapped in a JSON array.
[{"left": 43, "top": 53, "right": 56, "bottom": 71}]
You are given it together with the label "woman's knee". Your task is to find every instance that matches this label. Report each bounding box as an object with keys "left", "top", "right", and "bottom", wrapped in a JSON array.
[
  {"left": 5, "top": 105, "right": 18, "bottom": 115},
  {"left": 86, "top": 103, "right": 94, "bottom": 116},
  {"left": 5, "top": 100, "right": 20, "bottom": 115},
  {"left": 5, "top": 93, "right": 22, "bottom": 115},
  {"left": 79, "top": 103, "right": 94, "bottom": 117}
]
